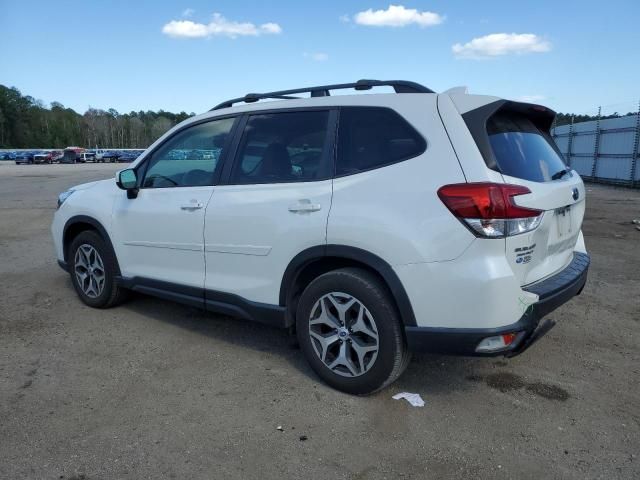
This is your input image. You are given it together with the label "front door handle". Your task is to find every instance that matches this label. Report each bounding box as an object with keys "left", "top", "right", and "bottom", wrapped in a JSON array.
[
  {"left": 288, "top": 199, "right": 322, "bottom": 213},
  {"left": 181, "top": 202, "right": 204, "bottom": 211}
]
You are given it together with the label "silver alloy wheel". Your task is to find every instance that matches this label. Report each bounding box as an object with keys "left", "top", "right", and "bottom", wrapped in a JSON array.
[
  {"left": 308, "top": 292, "right": 379, "bottom": 377},
  {"left": 74, "top": 244, "right": 106, "bottom": 298}
]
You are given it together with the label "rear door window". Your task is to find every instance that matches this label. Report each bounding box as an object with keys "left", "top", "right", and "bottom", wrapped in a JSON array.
[
  {"left": 336, "top": 107, "right": 425, "bottom": 176},
  {"left": 229, "top": 110, "right": 332, "bottom": 184},
  {"left": 487, "top": 112, "right": 568, "bottom": 182}
]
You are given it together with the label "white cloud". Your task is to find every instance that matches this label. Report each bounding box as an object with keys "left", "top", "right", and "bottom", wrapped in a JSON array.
[
  {"left": 162, "top": 13, "right": 282, "bottom": 39},
  {"left": 518, "top": 95, "right": 547, "bottom": 103},
  {"left": 260, "top": 22, "right": 282, "bottom": 34},
  {"left": 304, "top": 52, "right": 329, "bottom": 61},
  {"left": 163, "top": 20, "right": 208, "bottom": 38},
  {"left": 452, "top": 33, "right": 551, "bottom": 59},
  {"left": 182, "top": 8, "right": 195, "bottom": 18},
  {"left": 353, "top": 4, "right": 444, "bottom": 27}
]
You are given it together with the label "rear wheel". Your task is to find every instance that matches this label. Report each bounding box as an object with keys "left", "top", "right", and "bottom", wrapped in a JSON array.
[
  {"left": 68, "top": 231, "right": 128, "bottom": 308},
  {"left": 296, "top": 268, "right": 409, "bottom": 395}
]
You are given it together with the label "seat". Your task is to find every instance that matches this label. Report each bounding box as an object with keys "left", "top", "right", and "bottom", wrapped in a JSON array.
[{"left": 260, "top": 143, "right": 293, "bottom": 181}]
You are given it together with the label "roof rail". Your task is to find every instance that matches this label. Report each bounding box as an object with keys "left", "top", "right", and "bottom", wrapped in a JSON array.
[{"left": 211, "top": 79, "right": 434, "bottom": 111}]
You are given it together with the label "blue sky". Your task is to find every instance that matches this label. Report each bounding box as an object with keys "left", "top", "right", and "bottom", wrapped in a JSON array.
[{"left": 1, "top": 0, "right": 638, "bottom": 115}]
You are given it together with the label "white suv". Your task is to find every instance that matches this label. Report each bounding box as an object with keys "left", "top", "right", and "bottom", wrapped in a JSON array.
[{"left": 52, "top": 80, "right": 590, "bottom": 394}]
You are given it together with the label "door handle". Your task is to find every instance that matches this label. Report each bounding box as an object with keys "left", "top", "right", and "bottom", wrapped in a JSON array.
[
  {"left": 288, "top": 199, "right": 322, "bottom": 213},
  {"left": 181, "top": 202, "right": 204, "bottom": 211}
]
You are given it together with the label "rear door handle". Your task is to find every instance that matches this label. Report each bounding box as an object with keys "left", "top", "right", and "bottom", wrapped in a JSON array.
[
  {"left": 181, "top": 202, "right": 204, "bottom": 211},
  {"left": 288, "top": 200, "right": 322, "bottom": 213}
]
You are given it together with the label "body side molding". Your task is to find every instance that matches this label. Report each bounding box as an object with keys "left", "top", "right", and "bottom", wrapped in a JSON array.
[{"left": 116, "top": 276, "right": 289, "bottom": 328}]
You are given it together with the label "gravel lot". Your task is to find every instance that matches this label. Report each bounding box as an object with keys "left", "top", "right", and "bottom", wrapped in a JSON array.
[{"left": 1, "top": 162, "right": 638, "bottom": 479}]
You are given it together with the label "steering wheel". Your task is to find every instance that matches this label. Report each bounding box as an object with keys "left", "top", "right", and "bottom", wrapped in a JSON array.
[
  {"left": 182, "top": 169, "right": 212, "bottom": 186},
  {"left": 146, "top": 174, "right": 178, "bottom": 187}
]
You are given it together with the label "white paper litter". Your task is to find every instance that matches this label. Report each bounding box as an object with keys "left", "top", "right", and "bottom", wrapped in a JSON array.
[{"left": 392, "top": 392, "right": 425, "bottom": 407}]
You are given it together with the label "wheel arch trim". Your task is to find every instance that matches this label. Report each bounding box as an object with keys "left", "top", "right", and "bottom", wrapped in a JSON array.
[
  {"left": 62, "top": 215, "right": 121, "bottom": 275},
  {"left": 280, "top": 245, "right": 417, "bottom": 327}
]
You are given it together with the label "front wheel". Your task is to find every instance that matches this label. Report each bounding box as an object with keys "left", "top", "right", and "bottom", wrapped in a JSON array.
[
  {"left": 68, "top": 230, "right": 128, "bottom": 308},
  {"left": 296, "top": 268, "right": 409, "bottom": 395}
]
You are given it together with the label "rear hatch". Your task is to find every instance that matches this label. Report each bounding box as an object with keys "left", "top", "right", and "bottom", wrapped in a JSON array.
[{"left": 463, "top": 100, "right": 585, "bottom": 286}]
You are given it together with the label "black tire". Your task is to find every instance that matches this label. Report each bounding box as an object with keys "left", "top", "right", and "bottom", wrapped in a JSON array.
[
  {"left": 68, "top": 230, "right": 128, "bottom": 308},
  {"left": 296, "top": 268, "right": 410, "bottom": 395}
]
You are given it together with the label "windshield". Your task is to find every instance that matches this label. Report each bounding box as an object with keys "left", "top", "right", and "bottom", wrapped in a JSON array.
[{"left": 487, "top": 112, "right": 568, "bottom": 183}]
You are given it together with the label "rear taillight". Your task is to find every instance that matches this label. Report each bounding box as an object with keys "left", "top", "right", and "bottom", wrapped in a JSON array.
[{"left": 437, "top": 183, "right": 543, "bottom": 238}]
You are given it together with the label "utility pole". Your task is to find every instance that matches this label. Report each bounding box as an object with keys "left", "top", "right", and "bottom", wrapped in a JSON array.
[
  {"left": 591, "top": 107, "right": 602, "bottom": 180},
  {"left": 630, "top": 100, "right": 640, "bottom": 187},
  {"left": 566, "top": 115, "right": 575, "bottom": 167}
]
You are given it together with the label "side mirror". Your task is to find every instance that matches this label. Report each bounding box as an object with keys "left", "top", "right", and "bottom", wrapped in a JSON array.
[{"left": 116, "top": 169, "right": 139, "bottom": 199}]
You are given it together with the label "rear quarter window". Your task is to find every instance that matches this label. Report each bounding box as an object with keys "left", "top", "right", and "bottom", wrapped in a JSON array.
[{"left": 336, "top": 107, "right": 426, "bottom": 176}]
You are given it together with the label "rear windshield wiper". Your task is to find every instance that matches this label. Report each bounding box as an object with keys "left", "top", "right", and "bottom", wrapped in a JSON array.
[{"left": 551, "top": 168, "right": 571, "bottom": 180}]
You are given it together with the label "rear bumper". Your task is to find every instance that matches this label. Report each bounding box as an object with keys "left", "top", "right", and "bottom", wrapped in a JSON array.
[{"left": 405, "top": 252, "right": 590, "bottom": 356}]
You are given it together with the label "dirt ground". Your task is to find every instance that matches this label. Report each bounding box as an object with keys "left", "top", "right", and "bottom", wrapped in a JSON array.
[{"left": 1, "top": 162, "right": 638, "bottom": 480}]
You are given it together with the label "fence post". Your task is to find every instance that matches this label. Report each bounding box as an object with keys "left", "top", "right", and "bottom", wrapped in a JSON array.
[
  {"left": 567, "top": 115, "right": 574, "bottom": 167},
  {"left": 591, "top": 106, "right": 602, "bottom": 180},
  {"left": 630, "top": 100, "right": 640, "bottom": 187}
]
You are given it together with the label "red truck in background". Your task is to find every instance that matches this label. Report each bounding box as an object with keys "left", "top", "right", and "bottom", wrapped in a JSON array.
[{"left": 33, "top": 150, "right": 63, "bottom": 163}]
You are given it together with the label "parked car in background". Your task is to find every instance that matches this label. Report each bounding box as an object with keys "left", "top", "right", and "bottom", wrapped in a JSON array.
[
  {"left": 88, "top": 149, "right": 106, "bottom": 161},
  {"left": 77, "top": 152, "right": 96, "bottom": 163},
  {"left": 15, "top": 151, "right": 35, "bottom": 164},
  {"left": 51, "top": 150, "right": 63, "bottom": 162},
  {"left": 34, "top": 150, "right": 62, "bottom": 164},
  {"left": 117, "top": 151, "right": 139, "bottom": 162},
  {"left": 34, "top": 152, "right": 52, "bottom": 164},
  {"left": 60, "top": 147, "right": 84, "bottom": 164},
  {"left": 167, "top": 150, "right": 187, "bottom": 160},
  {"left": 101, "top": 151, "right": 121, "bottom": 162},
  {"left": 0, "top": 151, "right": 17, "bottom": 160}
]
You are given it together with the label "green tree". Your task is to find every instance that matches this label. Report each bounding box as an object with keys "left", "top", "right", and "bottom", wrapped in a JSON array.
[{"left": 0, "top": 84, "right": 195, "bottom": 148}]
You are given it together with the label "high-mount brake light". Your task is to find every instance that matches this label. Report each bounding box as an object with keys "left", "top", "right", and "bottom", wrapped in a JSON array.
[{"left": 437, "top": 183, "right": 544, "bottom": 238}]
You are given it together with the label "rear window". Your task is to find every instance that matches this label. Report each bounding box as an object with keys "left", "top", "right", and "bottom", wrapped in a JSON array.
[{"left": 487, "top": 112, "right": 567, "bottom": 182}]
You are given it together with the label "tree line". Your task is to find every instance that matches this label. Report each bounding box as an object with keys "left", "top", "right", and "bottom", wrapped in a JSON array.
[
  {"left": 0, "top": 85, "right": 194, "bottom": 149},
  {"left": 0, "top": 83, "right": 637, "bottom": 148},
  {"left": 554, "top": 111, "right": 637, "bottom": 127}
]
